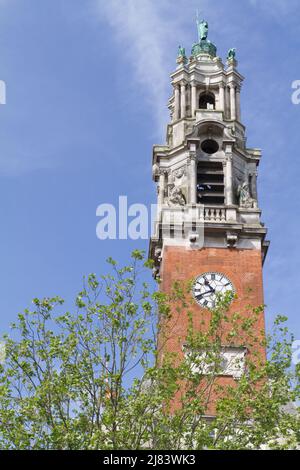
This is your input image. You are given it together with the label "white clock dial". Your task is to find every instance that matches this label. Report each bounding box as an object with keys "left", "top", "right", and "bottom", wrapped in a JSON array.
[{"left": 193, "top": 272, "right": 235, "bottom": 309}]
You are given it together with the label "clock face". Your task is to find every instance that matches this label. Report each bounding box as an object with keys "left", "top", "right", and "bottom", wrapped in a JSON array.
[{"left": 193, "top": 272, "right": 235, "bottom": 309}]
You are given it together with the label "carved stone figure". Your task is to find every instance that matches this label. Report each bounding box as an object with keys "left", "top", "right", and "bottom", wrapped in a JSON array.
[
  {"left": 168, "top": 185, "right": 186, "bottom": 206},
  {"left": 237, "top": 182, "right": 257, "bottom": 208},
  {"left": 174, "top": 167, "right": 185, "bottom": 179}
]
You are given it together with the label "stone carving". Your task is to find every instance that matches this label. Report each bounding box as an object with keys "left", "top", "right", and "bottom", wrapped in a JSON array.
[
  {"left": 166, "top": 170, "right": 174, "bottom": 186},
  {"left": 227, "top": 232, "right": 238, "bottom": 248},
  {"left": 184, "top": 122, "right": 194, "bottom": 136},
  {"left": 174, "top": 167, "right": 185, "bottom": 179},
  {"left": 237, "top": 181, "right": 257, "bottom": 208},
  {"left": 229, "top": 126, "right": 235, "bottom": 137},
  {"left": 227, "top": 48, "right": 236, "bottom": 61},
  {"left": 168, "top": 185, "right": 186, "bottom": 206},
  {"left": 197, "top": 19, "right": 208, "bottom": 41}
]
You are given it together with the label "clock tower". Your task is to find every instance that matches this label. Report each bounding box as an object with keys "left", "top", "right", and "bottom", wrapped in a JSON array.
[{"left": 150, "top": 20, "right": 269, "bottom": 413}]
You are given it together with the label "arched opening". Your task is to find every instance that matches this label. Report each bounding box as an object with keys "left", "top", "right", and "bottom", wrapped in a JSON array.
[{"left": 199, "top": 92, "right": 215, "bottom": 110}]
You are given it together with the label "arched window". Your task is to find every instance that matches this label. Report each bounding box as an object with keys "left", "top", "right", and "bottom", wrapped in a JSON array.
[{"left": 199, "top": 92, "right": 215, "bottom": 110}]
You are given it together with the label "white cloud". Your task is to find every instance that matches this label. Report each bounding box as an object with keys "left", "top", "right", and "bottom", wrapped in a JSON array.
[
  {"left": 95, "top": 0, "right": 257, "bottom": 140},
  {"left": 97, "top": 0, "right": 200, "bottom": 140}
]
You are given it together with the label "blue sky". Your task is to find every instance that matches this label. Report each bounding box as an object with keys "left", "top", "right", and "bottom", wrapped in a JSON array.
[{"left": 0, "top": 0, "right": 299, "bottom": 339}]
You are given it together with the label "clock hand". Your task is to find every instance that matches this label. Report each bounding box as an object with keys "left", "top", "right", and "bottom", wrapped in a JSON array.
[
  {"left": 204, "top": 279, "right": 215, "bottom": 293},
  {"left": 195, "top": 288, "right": 215, "bottom": 300}
]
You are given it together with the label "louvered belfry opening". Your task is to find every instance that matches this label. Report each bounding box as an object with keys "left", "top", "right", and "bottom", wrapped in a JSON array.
[{"left": 197, "top": 161, "right": 225, "bottom": 205}]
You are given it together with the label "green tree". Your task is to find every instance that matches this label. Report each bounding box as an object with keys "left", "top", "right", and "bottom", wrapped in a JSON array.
[{"left": 0, "top": 251, "right": 299, "bottom": 449}]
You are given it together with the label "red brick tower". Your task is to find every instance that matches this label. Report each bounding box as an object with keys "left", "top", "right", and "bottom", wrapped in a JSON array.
[{"left": 150, "top": 20, "right": 269, "bottom": 413}]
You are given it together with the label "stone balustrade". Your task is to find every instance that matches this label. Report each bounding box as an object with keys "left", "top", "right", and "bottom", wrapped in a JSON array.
[
  {"left": 204, "top": 206, "right": 226, "bottom": 222},
  {"left": 159, "top": 204, "right": 236, "bottom": 225}
]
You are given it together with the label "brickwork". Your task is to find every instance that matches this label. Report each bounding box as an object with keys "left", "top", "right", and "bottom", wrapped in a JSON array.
[{"left": 158, "top": 246, "right": 266, "bottom": 414}]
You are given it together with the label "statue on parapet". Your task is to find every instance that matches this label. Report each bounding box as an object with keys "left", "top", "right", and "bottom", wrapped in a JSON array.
[
  {"left": 237, "top": 181, "right": 257, "bottom": 208},
  {"left": 178, "top": 45, "right": 186, "bottom": 57},
  {"left": 177, "top": 45, "right": 187, "bottom": 65},
  {"left": 227, "top": 48, "right": 236, "bottom": 61}
]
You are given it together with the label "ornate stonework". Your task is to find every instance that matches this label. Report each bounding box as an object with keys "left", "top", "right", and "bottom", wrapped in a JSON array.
[
  {"left": 150, "top": 17, "right": 269, "bottom": 418},
  {"left": 168, "top": 185, "right": 186, "bottom": 207},
  {"left": 149, "top": 18, "right": 269, "bottom": 275}
]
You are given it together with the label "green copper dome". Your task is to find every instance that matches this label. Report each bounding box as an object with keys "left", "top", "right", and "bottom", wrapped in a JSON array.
[{"left": 191, "top": 39, "right": 217, "bottom": 58}]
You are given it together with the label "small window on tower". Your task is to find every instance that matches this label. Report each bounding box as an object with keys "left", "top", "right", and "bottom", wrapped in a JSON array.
[{"left": 199, "top": 92, "right": 215, "bottom": 110}]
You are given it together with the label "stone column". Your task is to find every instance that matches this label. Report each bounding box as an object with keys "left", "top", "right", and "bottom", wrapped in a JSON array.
[
  {"left": 236, "top": 86, "right": 241, "bottom": 121},
  {"left": 185, "top": 85, "right": 189, "bottom": 117},
  {"left": 219, "top": 83, "right": 225, "bottom": 112},
  {"left": 189, "top": 152, "right": 197, "bottom": 204},
  {"left": 158, "top": 171, "right": 165, "bottom": 208},
  {"left": 229, "top": 84, "right": 236, "bottom": 121},
  {"left": 191, "top": 82, "right": 197, "bottom": 117},
  {"left": 180, "top": 82, "right": 186, "bottom": 119},
  {"left": 225, "top": 86, "right": 230, "bottom": 119},
  {"left": 249, "top": 170, "right": 258, "bottom": 200},
  {"left": 174, "top": 85, "right": 180, "bottom": 121},
  {"left": 224, "top": 154, "right": 233, "bottom": 205}
]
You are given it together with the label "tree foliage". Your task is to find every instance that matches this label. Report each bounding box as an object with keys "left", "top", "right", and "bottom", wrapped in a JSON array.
[{"left": 0, "top": 251, "right": 299, "bottom": 449}]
